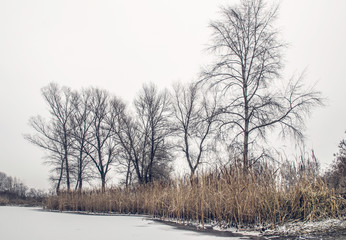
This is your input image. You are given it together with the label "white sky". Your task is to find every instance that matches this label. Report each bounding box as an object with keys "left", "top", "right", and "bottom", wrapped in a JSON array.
[{"left": 0, "top": 0, "right": 345, "bottom": 190}]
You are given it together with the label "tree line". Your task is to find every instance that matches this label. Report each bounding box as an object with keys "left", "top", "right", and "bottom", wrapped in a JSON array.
[
  {"left": 0, "top": 171, "right": 45, "bottom": 201},
  {"left": 25, "top": 82, "right": 221, "bottom": 193},
  {"left": 25, "top": 0, "right": 323, "bottom": 193}
]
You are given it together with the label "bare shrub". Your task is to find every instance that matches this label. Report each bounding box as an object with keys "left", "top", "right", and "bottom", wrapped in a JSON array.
[
  {"left": 324, "top": 135, "right": 346, "bottom": 197},
  {"left": 0, "top": 196, "right": 9, "bottom": 206},
  {"left": 280, "top": 150, "right": 320, "bottom": 189}
]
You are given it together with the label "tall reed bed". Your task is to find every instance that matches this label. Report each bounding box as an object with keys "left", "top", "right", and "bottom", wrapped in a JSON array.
[{"left": 44, "top": 169, "right": 345, "bottom": 228}]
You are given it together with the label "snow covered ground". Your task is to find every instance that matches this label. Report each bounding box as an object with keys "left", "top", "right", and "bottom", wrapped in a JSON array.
[{"left": 0, "top": 206, "right": 253, "bottom": 240}]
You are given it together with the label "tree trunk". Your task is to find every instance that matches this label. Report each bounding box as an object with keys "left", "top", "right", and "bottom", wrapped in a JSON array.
[
  {"left": 64, "top": 151, "right": 70, "bottom": 192},
  {"left": 243, "top": 128, "right": 249, "bottom": 171},
  {"left": 63, "top": 128, "right": 71, "bottom": 192},
  {"left": 78, "top": 174, "right": 82, "bottom": 193},
  {"left": 243, "top": 82, "right": 249, "bottom": 172},
  {"left": 101, "top": 175, "right": 106, "bottom": 193},
  {"left": 56, "top": 158, "right": 64, "bottom": 195},
  {"left": 125, "top": 160, "right": 132, "bottom": 187}
]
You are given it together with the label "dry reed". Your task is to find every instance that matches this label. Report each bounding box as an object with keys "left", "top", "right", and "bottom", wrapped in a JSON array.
[{"left": 44, "top": 168, "right": 345, "bottom": 228}]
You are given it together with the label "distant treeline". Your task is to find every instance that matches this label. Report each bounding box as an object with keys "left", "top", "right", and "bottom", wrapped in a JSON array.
[{"left": 0, "top": 171, "right": 45, "bottom": 206}]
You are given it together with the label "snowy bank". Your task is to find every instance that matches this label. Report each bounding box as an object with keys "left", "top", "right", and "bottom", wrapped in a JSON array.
[{"left": 0, "top": 206, "right": 259, "bottom": 240}]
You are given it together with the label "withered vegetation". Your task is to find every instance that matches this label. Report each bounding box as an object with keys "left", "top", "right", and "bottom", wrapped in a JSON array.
[{"left": 44, "top": 167, "right": 345, "bottom": 228}]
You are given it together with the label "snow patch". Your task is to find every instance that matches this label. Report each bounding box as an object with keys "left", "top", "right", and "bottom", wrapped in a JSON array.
[{"left": 0, "top": 206, "right": 251, "bottom": 240}]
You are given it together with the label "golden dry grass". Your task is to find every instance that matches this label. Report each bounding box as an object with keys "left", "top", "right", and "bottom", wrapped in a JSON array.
[{"left": 44, "top": 169, "right": 345, "bottom": 228}]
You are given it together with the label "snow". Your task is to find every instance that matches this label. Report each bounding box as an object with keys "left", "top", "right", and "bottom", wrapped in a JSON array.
[
  {"left": 0, "top": 206, "right": 250, "bottom": 240},
  {"left": 212, "top": 225, "right": 260, "bottom": 237},
  {"left": 264, "top": 218, "right": 346, "bottom": 237}
]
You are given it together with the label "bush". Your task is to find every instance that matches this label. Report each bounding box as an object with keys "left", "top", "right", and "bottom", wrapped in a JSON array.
[
  {"left": 324, "top": 136, "right": 346, "bottom": 197},
  {"left": 0, "top": 196, "right": 9, "bottom": 206}
]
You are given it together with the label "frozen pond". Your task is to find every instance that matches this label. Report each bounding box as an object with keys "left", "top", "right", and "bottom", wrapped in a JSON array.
[{"left": 0, "top": 206, "right": 253, "bottom": 240}]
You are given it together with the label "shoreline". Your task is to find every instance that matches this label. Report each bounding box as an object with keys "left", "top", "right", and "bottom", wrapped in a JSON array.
[{"left": 35, "top": 206, "right": 346, "bottom": 239}]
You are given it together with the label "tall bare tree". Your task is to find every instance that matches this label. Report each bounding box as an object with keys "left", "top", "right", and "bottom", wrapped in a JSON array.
[
  {"left": 25, "top": 83, "right": 76, "bottom": 192},
  {"left": 203, "top": 0, "right": 323, "bottom": 170},
  {"left": 107, "top": 96, "right": 133, "bottom": 186},
  {"left": 25, "top": 116, "right": 65, "bottom": 193},
  {"left": 113, "top": 83, "right": 173, "bottom": 184},
  {"left": 134, "top": 83, "right": 173, "bottom": 183},
  {"left": 172, "top": 82, "right": 219, "bottom": 177},
  {"left": 83, "top": 88, "right": 119, "bottom": 191},
  {"left": 111, "top": 108, "right": 141, "bottom": 185},
  {"left": 70, "top": 89, "right": 94, "bottom": 192}
]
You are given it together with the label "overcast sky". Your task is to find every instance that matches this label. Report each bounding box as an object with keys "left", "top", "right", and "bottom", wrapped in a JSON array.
[{"left": 0, "top": 0, "right": 345, "bottom": 190}]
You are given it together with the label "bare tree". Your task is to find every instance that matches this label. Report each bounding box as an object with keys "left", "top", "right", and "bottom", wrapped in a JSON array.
[
  {"left": 25, "top": 83, "right": 76, "bottom": 192},
  {"left": 107, "top": 96, "right": 134, "bottom": 186},
  {"left": 172, "top": 81, "right": 219, "bottom": 178},
  {"left": 25, "top": 117, "right": 67, "bottom": 193},
  {"left": 83, "top": 88, "right": 119, "bottom": 191},
  {"left": 113, "top": 83, "right": 173, "bottom": 184},
  {"left": 203, "top": 0, "right": 323, "bottom": 170},
  {"left": 25, "top": 95, "right": 63, "bottom": 193},
  {"left": 111, "top": 109, "right": 141, "bottom": 185},
  {"left": 134, "top": 83, "right": 173, "bottom": 183},
  {"left": 70, "top": 89, "right": 94, "bottom": 192}
]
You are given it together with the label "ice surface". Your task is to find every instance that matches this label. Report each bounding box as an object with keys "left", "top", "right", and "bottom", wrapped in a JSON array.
[{"left": 0, "top": 206, "right": 248, "bottom": 240}]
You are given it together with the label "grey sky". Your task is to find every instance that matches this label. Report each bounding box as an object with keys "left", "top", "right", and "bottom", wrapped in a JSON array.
[{"left": 0, "top": 0, "right": 345, "bottom": 190}]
